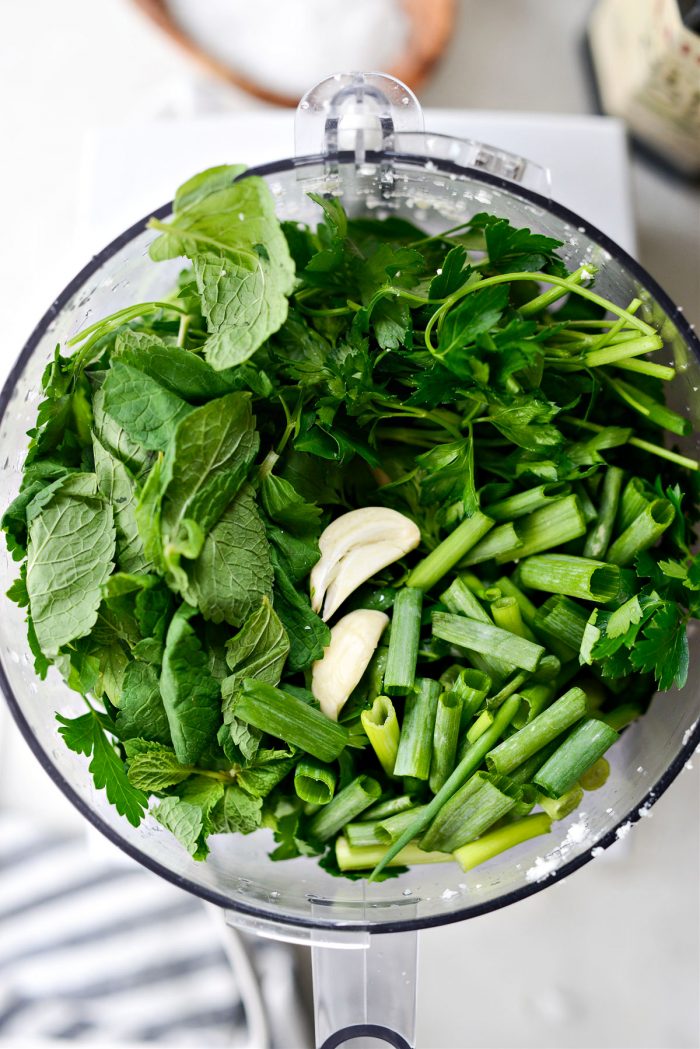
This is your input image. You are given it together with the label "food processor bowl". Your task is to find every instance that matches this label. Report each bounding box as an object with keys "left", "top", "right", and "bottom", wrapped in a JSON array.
[{"left": 1, "top": 74, "right": 699, "bottom": 1049}]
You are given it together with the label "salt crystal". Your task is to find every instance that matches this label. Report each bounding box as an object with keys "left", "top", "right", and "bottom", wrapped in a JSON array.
[
  {"left": 616, "top": 821, "right": 632, "bottom": 840},
  {"left": 441, "top": 888, "right": 458, "bottom": 900},
  {"left": 591, "top": 846, "right": 604, "bottom": 858},
  {"left": 525, "top": 855, "right": 558, "bottom": 883}
]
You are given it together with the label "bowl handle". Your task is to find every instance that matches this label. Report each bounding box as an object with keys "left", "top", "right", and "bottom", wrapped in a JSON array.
[{"left": 312, "top": 926, "right": 418, "bottom": 1049}]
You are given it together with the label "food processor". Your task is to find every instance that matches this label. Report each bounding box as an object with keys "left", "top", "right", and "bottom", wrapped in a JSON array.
[{"left": 1, "top": 72, "right": 699, "bottom": 1049}]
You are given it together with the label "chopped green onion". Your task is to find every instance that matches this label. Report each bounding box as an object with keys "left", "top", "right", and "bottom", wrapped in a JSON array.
[
  {"left": 294, "top": 759, "right": 337, "bottom": 805},
  {"left": 485, "top": 484, "right": 571, "bottom": 521},
  {"left": 534, "top": 719, "right": 619, "bottom": 798},
  {"left": 495, "top": 576, "right": 538, "bottom": 627},
  {"left": 574, "top": 483, "right": 599, "bottom": 524},
  {"left": 360, "top": 794, "right": 417, "bottom": 821},
  {"left": 432, "top": 613, "right": 545, "bottom": 672},
  {"left": 336, "top": 837, "right": 452, "bottom": 871},
  {"left": 429, "top": 692, "right": 463, "bottom": 793},
  {"left": 579, "top": 756, "right": 610, "bottom": 791},
  {"left": 517, "top": 554, "right": 621, "bottom": 602},
  {"left": 393, "top": 678, "right": 441, "bottom": 780},
  {"left": 379, "top": 804, "right": 430, "bottom": 843},
  {"left": 460, "top": 522, "right": 523, "bottom": 565},
  {"left": 491, "top": 596, "right": 536, "bottom": 641},
  {"left": 308, "top": 775, "right": 381, "bottom": 841},
  {"left": 601, "top": 703, "right": 643, "bottom": 731},
  {"left": 453, "top": 812, "right": 552, "bottom": 871},
  {"left": 237, "top": 681, "right": 348, "bottom": 763},
  {"left": 533, "top": 595, "right": 589, "bottom": 658},
  {"left": 361, "top": 696, "right": 400, "bottom": 777},
  {"left": 465, "top": 708, "right": 495, "bottom": 746},
  {"left": 616, "top": 477, "right": 651, "bottom": 533},
  {"left": 370, "top": 695, "right": 522, "bottom": 879},
  {"left": 507, "top": 738, "right": 561, "bottom": 785},
  {"left": 606, "top": 499, "right": 674, "bottom": 566},
  {"left": 384, "top": 587, "right": 423, "bottom": 696},
  {"left": 440, "top": 577, "right": 514, "bottom": 683},
  {"left": 451, "top": 668, "right": 491, "bottom": 728},
  {"left": 420, "top": 772, "right": 516, "bottom": 852},
  {"left": 345, "top": 821, "right": 385, "bottom": 848},
  {"left": 584, "top": 466, "right": 624, "bottom": 559},
  {"left": 491, "top": 496, "right": 587, "bottom": 562},
  {"left": 406, "top": 511, "right": 494, "bottom": 591},
  {"left": 537, "top": 785, "right": 583, "bottom": 820},
  {"left": 532, "top": 654, "right": 562, "bottom": 682},
  {"left": 512, "top": 684, "right": 555, "bottom": 728},
  {"left": 486, "top": 687, "right": 588, "bottom": 776},
  {"left": 485, "top": 671, "right": 529, "bottom": 710}
]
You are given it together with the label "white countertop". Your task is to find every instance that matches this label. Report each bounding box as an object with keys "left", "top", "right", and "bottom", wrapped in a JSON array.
[{"left": 0, "top": 2, "right": 698, "bottom": 1047}]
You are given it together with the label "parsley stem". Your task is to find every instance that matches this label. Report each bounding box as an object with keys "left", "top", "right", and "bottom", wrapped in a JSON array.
[
  {"left": 393, "top": 678, "right": 441, "bottom": 780},
  {"left": 453, "top": 812, "right": 552, "bottom": 872},
  {"left": 604, "top": 376, "right": 691, "bottom": 436},
  {"left": 307, "top": 775, "right": 381, "bottom": 841},
  {"left": 560, "top": 415, "right": 700, "bottom": 471},
  {"left": 519, "top": 265, "right": 595, "bottom": 317},
  {"left": 67, "top": 300, "right": 189, "bottom": 346},
  {"left": 588, "top": 297, "right": 642, "bottom": 352},
  {"left": 606, "top": 499, "right": 675, "bottom": 566},
  {"left": 584, "top": 466, "right": 624, "bottom": 559},
  {"left": 486, "top": 687, "right": 588, "bottom": 776},
  {"left": 613, "top": 357, "right": 675, "bottom": 380},
  {"left": 383, "top": 587, "right": 423, "bottom": 696},
  {"left": 406, "top": 511, "right": 494, "bottom": 591},
  {"left": 361, "top": 696, "right": 400, "bottom": 777},
  {"left": 429, "top": 692, "right": 463, "bottom": 793},
  {"left": 534, "top": 718, "right": 619, "bottom": 797},
  {"left": 432, "top": 612, "right": 545, "bottom": 672},
  {"left": 517, "top": 554, "right": 621, "bottom": 602},
  {"left": 583, "top": 334, "right": 663, "bottom": 368},
  {"left": 370, "top": 694, "right": 522, "bottom": 879}
]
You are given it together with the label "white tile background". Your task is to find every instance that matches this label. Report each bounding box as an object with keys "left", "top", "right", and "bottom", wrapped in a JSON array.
[{"left": 0, "top": 2, "right": 698, "bottom": 1047}]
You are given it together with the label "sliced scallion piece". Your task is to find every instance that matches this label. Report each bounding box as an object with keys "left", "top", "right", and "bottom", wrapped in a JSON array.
[
  {"left": 420, "top": 772, "right": 516, "bottom": 852},
  {"left": 453, "top": 812, "right": 552, "bottom": 872},
  {"left": 537, "top": 785, "right": 584, "bottom": 820},
  {"left": 583, "top": 466, "right": 624, "bottom": 559},
  {"left": 393, "top": 678, "right": 441, "bottom": 780},
  {"left": 383, "top": 587, "right": 423, "bottom": 696},
  {"left": 491, "top": 495, "right": 587, "bottom": 563},
  {"left": 406, "top": 511, "right": 494, "bottom": 591},
  {"left": 429, "top": 692, "right": 463, "bottom": 793},
  {"left": 308, "top": 775, "right": 381, "bottom": 841},
  {"left": 517, "top": 554, "right": 621, "bottom": 602},
  {"left": 484, "top": 482, "right": 571, "bottom": 521},
  {"left": 486, "top": 686, "right": 588, "bottom": 776},
  {"left": 361, "top": 695, "right": 400, "bottom": 777},
  {"left": 336, "top": 837, "right": 452, "bottom": 871},
  {"left": 360, "top": 794, "right": 417, "bottom": 822},
  {"left": 432, "top": 613, "right": 545, "bottom": 672},
  {"left": 534, "top": 719, "right": 619, "bottom": 798},
  {"left": 294, "top": 759, "right": 337, "bottom": 805},
  {"left": 606, "top": 499, "right": 674, "bottom": 566},
  {"left": 236, "top": 681, "right": 348, "bottom": 763}
]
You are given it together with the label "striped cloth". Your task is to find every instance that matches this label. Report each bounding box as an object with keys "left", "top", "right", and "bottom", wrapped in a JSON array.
[{"left": 0, "top": 813, "right": 310, "bottom": 1048}]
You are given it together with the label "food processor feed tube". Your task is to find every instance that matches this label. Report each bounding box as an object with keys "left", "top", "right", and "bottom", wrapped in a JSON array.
[{"left": 2, "top": 70, "right": 700, "bottom": 1049}]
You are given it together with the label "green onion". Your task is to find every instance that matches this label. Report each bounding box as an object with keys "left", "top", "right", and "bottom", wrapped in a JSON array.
[
  {"left": 465, "top": 708, "right": 494, "bottom": 746},
  {"left": 360, "top": 794, "right": 417, "bottom": 821},
  {"left": 495, "top": 576, "right": 538, "bottom": 627},
  {"left": 383, "top": 587, "right": 423, "bottom": 695},
  {"left": 491, "top": 596, "right": 536, "bottom": 641},
  {"left": 451, "top": 668, "right": 491, "bottom": 728},
  {"left": 617, "top": 477, "right": 651, "bottom": 533},
  {"left": 453, "top": 812, "right": 552, "bottom": 871},
  {"left": 370, "top": 695, "right": 522, "bottom": 879},
  {"left": 440, "top": 578, "right": 514, "bottom": 683},
  {"left": 420, "top": 772, "right": 516, "bottom": 852},
  {"left": 307, "top": 775, "right": 381, "bottom": 841},
  {"left": 461, "top": 522, "right": 523, "bottom": 565},
  {"left": 574, "top": 483, "right": 599, "bottom": 524},
  {"left": 537, "top": 785, "right": 583, "bottom": 820},
  {"left": 379, "top": 804, "right": 430, "bottom": 843},
  {"left": 429, "top": 693, "right": 463, "bottom": 793},
  {"left": 485, "top": 483, "right": 571, "bottom": 521},
  {"left": 492, "top": 495, "right": 587, "bottom": 562},
  {"left": 294, "top": 759, "right": 337, "bottom": 805},
  {"left": 361, "top": 696, "right": 400, "bottom": 777},
  {"left": 533, "top": 595, "right": 589, "bottom": 658},
  {"left": 393, "top": 678, "right": 441, "bottom": 780},
  {"left": 485, "top": 671, "right": 529, "bottom": 710},
  {"left": 345, "top": 821, "right": 385, "bottom": 848},
  {"left": 579, "top": 756, "right": 611, "bottom": 791},
  {"left": 406, "top": 511, "right": 494, "bottom": 591},
  {"left": 512, "top": 684, "right": 555, "bottom": 728},
  {"left": 432, "top": 613, "right": 545, "bottom": 672},
  {"left": 336, "top": 837, "right": 452, "bottom": 871},
  {"left": 606, "top": 499, "right": 674, "bottom": 566},
  {"left": 532, "top": 654, "right": 562, "bottom": 682},
  {"left": 237, "top": 681, "right": 348, "bottom": 763},
  {"left": 601, "top": 703, "right": 643, "bottom": 731},
  {"left": 583, "top": 466, "right": 624, "bottom": 559},
  {"left": 507, "top": 738, "right": 561, "bottom": 785},
  {"left": 534, "top": 719, "right": 619, "bottom": 797},
  {"left": 486, "top": 686, "right": 588, "bottom": 776},
  {"left": 517, "top": 554, "right": 621, "bottom": 602}
]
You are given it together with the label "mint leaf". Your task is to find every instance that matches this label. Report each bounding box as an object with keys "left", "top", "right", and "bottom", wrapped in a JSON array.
[
  {"left": 270, "top": 548, "right": 330, "bottom": 672},
  {"left": 160, "top": 604, "right": 221, "bottom": 764},
  {"left": 115, "top": 661, "right": 171, "bottom": 744},
  {"left": 153, "top": 774, "right": 225, "bottom": 860},
  {"left": 27, "top": 475, "right": 116, "bottom": 657},
  {"left": 183, "top": 484, "right": 273, "bottom": 627},
  {"left": 114, "top": 330, "right": 239, "bottom": 401},
  {"left": 102, "top": 361, "right": 192, "bottom": 451},
  {"left": 93, "top": 434, "right": 149, "bottom": 575},
  {"left": 260, "top": 473, "right": 322, "bottom": 535},
  {"left": 92, "top": 387, "right": 152, "bottom": 478},
  {"left": 211, "top": 784, "right": 263, "bottom": 835},
  {"left": 57, "top": 710, "right": 148, "bottom": 827},
  {"left": 124, "top": 739, "right": 193, "bottom": 791},
  {"left": 237, "top": 747, "right": 296, "bottom": 797}
]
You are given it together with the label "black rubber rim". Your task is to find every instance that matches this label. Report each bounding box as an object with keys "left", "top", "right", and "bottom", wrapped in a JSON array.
[
  {"left": 320, "top": 1024, "right": 412, "bottom": 1048},
  {"left": 1, "top": 149, "right": 699, "bottom": 935}
]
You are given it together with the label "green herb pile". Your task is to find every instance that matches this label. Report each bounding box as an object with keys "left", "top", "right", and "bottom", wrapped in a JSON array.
[{"left": 5, "top": 164, "right": 700, "bottom": 879}]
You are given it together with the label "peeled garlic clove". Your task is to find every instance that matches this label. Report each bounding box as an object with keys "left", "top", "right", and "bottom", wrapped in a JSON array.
[
  {"left": 310, "top": 507, "right": 420, "bottom": 618},
  {"left": 312, "top": 609, "right": 389, "bottom": 721},
  {"left": 321, "top": 541, "right": 408, "bottom": 622}
]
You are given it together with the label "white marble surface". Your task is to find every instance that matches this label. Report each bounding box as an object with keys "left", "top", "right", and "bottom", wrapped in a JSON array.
[{"left": 0, "top": 2, "right": 698, "bottom": 1047}]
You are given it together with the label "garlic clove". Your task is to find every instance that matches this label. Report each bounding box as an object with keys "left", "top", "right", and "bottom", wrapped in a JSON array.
[
  {"left": 321, "top": 540, "right": 409, "bottom": 622},
  {"left": 310, "top": 507, "right": 420, "bottom": 618},
  {"left": 311, "top": 609, "right": 389, "bottom": 721}
]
